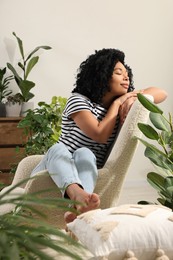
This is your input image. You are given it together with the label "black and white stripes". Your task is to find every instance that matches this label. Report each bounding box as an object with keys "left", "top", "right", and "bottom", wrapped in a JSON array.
[{"left": 59, "top": 93, "right": 119, "bottom": 168}]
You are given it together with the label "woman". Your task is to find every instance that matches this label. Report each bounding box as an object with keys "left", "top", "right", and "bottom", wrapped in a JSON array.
[{"left": 31, "top": 48, "right": 167, "bottom": 223}]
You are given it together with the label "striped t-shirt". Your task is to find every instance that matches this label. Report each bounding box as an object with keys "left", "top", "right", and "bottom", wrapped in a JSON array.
[{"left": 58, "top": 93, "right": 120, "bottom": 168}]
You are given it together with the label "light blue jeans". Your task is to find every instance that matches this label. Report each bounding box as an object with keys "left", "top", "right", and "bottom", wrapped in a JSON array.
[{"left": 31, "top": 142, "right": 98, "bottom": 196}]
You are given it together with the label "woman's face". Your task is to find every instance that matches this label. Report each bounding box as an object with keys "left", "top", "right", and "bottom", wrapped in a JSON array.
[{"left": 109, "top": 61, "right": 130, "bottom": 97}]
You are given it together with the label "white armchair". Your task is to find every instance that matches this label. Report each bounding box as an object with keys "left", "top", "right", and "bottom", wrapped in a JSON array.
[{"left": 0, "top": 98, "right": 150, "bottom": 229}]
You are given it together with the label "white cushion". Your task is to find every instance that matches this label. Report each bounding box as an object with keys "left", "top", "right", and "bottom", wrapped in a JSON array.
[
  {"left": 67, "top": 204, "right": 173, "bottom": 260},
  {"left": 0, "top": 186, "right": 25, "bottom": 215}
]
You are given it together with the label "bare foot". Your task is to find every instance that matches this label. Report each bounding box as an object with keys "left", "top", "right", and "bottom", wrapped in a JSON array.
[
  {"left": 64, "top": 184, "right": 100, "bottom": 224},
  {"left": 64, "top": 211, "right": 77, "bottom": 224}
]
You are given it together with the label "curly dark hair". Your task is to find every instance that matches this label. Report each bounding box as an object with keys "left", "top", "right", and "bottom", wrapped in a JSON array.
[{"left": 72, "top": 48, "right": 134, "bottom": 104}]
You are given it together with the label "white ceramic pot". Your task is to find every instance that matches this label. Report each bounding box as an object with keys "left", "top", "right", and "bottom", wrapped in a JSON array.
[
  {"left": 5, "top": 103, "right": 22, "bottom": 117},
  {"left": 21, "top": 102, "right": 34, "bottom": 116}
]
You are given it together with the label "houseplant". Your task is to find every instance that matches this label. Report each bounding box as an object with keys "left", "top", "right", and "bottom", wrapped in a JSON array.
[
  {"left": 7, "top": 32, "right": 52, "bottom": 115},
  {"left": 18, "top": 96, "right": 67, "bottom": 155},
  {"left": 2, "top": 93, "right": 23, "bottom": 117},
  {"left": 0, "top": 178, "right": 84, "bottom": 259},
  {"left": 137, "top": 93, "right": 173, "bottom": 210},
  {"left": 0, "top": 67, "right": 13, "bottom": 117}
]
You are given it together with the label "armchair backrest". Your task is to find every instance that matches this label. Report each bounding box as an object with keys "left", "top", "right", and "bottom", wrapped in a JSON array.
[{"left": 95, "top": 98, "right": 150, "bottom": 208}]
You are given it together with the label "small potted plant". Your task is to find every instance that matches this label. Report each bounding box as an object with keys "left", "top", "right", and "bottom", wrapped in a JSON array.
[
  {"left": 2, "top": 93, "right": 23, "bottom": 117},
  {"left": 0, "top": 67, "right": 13, "bottom": 117},
  {"left": 7, "top": 32, "right": 52, "bottom": 116}
]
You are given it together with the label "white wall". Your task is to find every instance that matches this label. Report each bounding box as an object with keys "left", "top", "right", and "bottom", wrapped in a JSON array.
[{"left": 1, "top": 0, "right": 173, "bottom": 186}]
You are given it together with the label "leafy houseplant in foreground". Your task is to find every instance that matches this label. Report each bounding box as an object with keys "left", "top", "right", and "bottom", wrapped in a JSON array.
[
  {"left": 0, "top": 178, "right": 83, "bottom": 259},
  {"left": 7, "top": 32, "right": 51, "bottom": 103},
  {"left": 18, "top": 96, "right": 67, "bottom": 155},
  {"left": 137, "top": 93, "right": 173, "bottom": 210}
]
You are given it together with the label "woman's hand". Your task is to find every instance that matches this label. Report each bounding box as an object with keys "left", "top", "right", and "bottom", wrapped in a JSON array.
[
  {"left": 116, "top": 90, "right": 143, "bottom": 125},
  {"left": 119, "top": 96, "right": 136, "bottom": 124}
]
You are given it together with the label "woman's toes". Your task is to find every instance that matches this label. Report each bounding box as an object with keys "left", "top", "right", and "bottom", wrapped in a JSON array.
[{"left": 64, "top": 211, "right": 77, "bottom": 224}]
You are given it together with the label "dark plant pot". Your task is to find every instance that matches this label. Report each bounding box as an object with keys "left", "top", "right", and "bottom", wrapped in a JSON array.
[{"left": 0, "top": 103, "right": 6, "bottom": 117}]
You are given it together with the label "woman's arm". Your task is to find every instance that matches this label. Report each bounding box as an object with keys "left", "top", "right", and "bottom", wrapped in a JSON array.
[
  {"left": 71, "top": 87, "right": 167, "bottom": 143},
  {"left": 71, "top": 91, "right": 138, "bottom": 143},
  {"left": 141, "top": 87, "right": 167, "bottom": 103},
  {"left": 119, "top": 87, "right": 168, "bottom": 124}
]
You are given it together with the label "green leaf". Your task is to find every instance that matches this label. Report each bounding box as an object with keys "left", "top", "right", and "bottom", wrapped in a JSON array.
[
  {"left": 26, "top": 45, "right": 52, "bottom": 62},
  {"left": 169, "top": 152, "right": 173, "bottom": 162},
  {"left": 7, "top": 63, "right": 21, "bottom": 82},
  {"left": 25, "top": 56, "right": 39, "bottom": 79},
  {"left": 138, "top": 123, "right": 159, "bottom": 140},
  {"left": 145, "top": 146, "right": 172, "bottom": 170},
  {"left": 164, "top": 176, "right": 173, "bottom": 189},
  {"left": 18, "top": 80, "right": 35, "bottom": 101},
  {"left": 137, "top": 137, "right": 165, "bottom": 156},
  {"left": 147, "top": 172, "right": 165, "bottom": 192},
  {"left": 137, "top": 93, "right": 163, "bottom": 114},
  {"left": 157, "top": 197, "right": 166, "bottom": 206},
  {"left": 12, "top": 32, "right": 24, "bottom": 60},
  {"left": 149, "top": 112, "right": 170, "bottom": 131},
  {"left": 161, "top": 131, "right": 172, "bottom": 146},
  {"left": 18, "top": 62, "right": 24, "bottom": 71}
]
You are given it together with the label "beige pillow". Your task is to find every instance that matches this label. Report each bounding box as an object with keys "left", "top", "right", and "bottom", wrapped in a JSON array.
[{"left": 67, "top": 204, "right": 173, "bottom": 260}]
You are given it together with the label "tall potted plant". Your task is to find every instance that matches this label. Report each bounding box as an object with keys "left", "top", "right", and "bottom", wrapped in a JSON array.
[
  {"left": 0, "top": 67, "right": 13, "bottom": 117},
  {"left": 7, "top": 32, "right": 52, "bottom": 115},
  {"left": 137, "top": 93, "right": 173, "bottom": 210}
]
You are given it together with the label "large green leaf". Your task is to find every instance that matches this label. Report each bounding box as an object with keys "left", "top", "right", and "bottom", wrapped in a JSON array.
[
  {"left": 149, "top": 112, "right": 170, "bottom": 131},
  {"left": 138, "top": 123, "right": 159, "bottom": 140},
  {"left": 137, "top": 137, "right": 165, "bottom": 156},
  {"left": 25, "top": 56, "right": 39, "bottom": 79},
  {"left": 18, "top": 80, "right": 35, "bottom": 101},
  {"left": 145, "top": 146, "right": 172, "bottom": 170},
  {"left": 160, "top": 131, "right": 172, "bottom": 146},
  {"left": 12, "top": 32, "right": 24, "bottom": 60},
  {"left": 7, "top": 63, "right": 21, "bottom": 82},
  {"left": 26, "top": 46, "right": 52, "bottom": 62},
  {"left": 147, "top": 172, "right": 165, "bottom": 192},
  {"left": 137, "top": 93, "right": 163, "bottom": 114}
]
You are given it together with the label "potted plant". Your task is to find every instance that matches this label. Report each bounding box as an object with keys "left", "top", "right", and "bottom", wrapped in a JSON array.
[
  {"left": 7, "top": 32, "right": 52, "bottom": 115},
  {"left": 137, "top": 93, "right": 173, "bottom": 210},
  {"left": 0, "top": 67, "right": 13, "bottom": 117},
  {"left": 2, "top": 93, "right": 23, "bottom": 117},
  {"left": 18, "top": 96, "right": 67, "bottom": 155}
]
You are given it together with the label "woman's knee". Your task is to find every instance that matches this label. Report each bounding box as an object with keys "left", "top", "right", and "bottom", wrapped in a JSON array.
[
  {"left": 73, "top": 147, "right": 96, "bottom": 163},
  {"left": 48, "top": 142, "right": 71, "bottom": 160}
]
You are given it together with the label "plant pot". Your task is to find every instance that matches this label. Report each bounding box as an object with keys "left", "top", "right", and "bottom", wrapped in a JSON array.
[
  {"left": 5, "top": 103, "right": 22, "bottom": 117},
  {"left": 21, "top": 102, "right": 34, "bottom": 116},
  {"left": 0, "top": 103, "right": 6, "bottom": 117}
]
